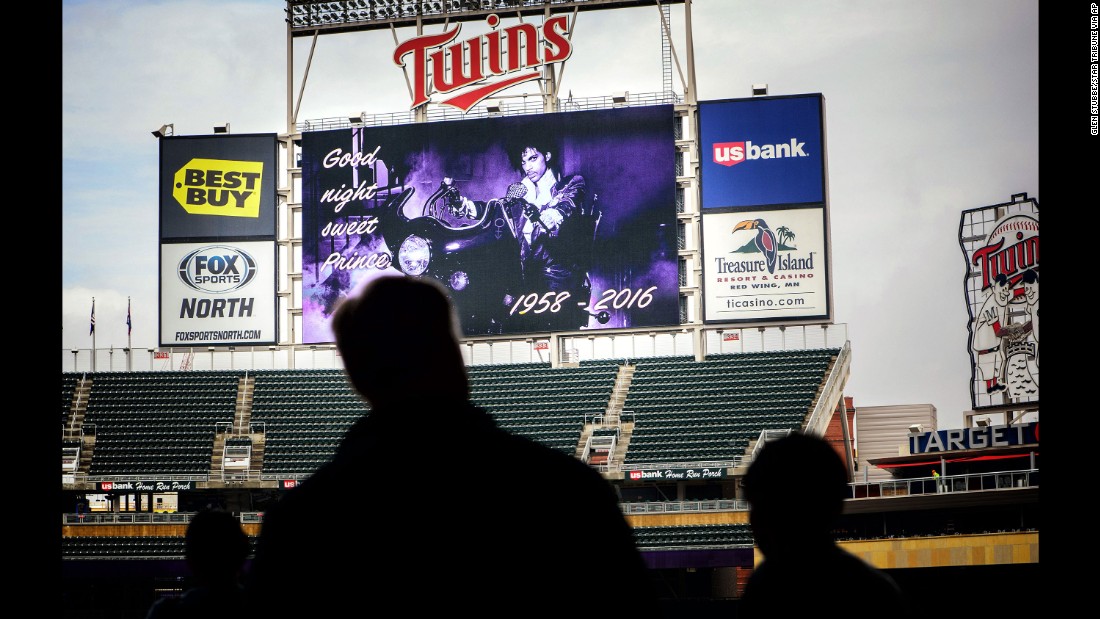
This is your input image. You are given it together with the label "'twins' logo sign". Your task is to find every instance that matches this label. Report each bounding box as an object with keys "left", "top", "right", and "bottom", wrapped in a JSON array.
[
  {"left": 173, "top": 158, "right": 263, "bottom": 218},
  {"left": 393, "top": 13, "right": 573, "bottom": 113},
  {"left": 713, "top": 139, "right": 809, "bottom": 167}
]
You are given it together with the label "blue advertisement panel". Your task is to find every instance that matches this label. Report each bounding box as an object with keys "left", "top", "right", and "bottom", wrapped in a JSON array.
[
  {"left": 300, "top": 105, "right": 679, "bottom": 342},
  {"left": 159, "top": 134, "right": 279, "bottom": 240},
  {"left": 699, "top": 95, "right": 826, "bottom": 209},
  {"left": 909, "top": 422, "right": 1038, "bottom": 454}
]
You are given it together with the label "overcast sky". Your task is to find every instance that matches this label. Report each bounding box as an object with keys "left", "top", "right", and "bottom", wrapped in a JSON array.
[{"left": 61, "top": 0, "right": 1039, "bottom": 430}]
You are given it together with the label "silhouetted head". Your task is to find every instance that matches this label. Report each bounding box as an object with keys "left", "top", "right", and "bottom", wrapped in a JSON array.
[
  {"left": 332, "top": 275, "right": 469, "bottom": 408},
  {"left": 185, "top": 509, "right": 249, "bottom": 584},
  {"left": 743, "top": 432, "right": 849, "bottom": 558}
]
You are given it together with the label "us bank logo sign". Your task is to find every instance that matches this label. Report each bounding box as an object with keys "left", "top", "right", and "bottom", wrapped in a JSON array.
[
  {"left": 702, "top": 207, "right": 829, "bottom": 324},
  {"left": 699, "top": 95, "right": 826, "bottom": 209},
  {"left": 628, "top": 467, "right": 727, "bottom": 481},
  {"left": 159, "top": 134, "right": 278, "bottom": 239}
]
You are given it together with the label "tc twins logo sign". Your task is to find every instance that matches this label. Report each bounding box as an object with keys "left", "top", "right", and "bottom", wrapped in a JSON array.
[
  {"left": 971, "top": 214, "right": 1039, "bottom": 290},
  {"left": 394, "top": 14, "right": 572, "bottom": 112}
]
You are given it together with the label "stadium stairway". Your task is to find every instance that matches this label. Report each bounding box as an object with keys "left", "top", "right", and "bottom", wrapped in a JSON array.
[
  {"left": 575, "top": 363, "right": 636, "bottom": 467},
  {"left": 208, "top": 375, "right": 264, "bottom": 485},
  {"left": 62, "top": 375, "right": 95, "bottom": 477}
]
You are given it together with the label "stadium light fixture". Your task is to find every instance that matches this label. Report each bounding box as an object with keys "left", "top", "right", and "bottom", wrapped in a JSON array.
[
  {"left": 752, "top": 84, "right": 768, "bottom": 96},
  {"left": 151, "top": 123, "right": 174, "bottom": 138},
  {"left": 213, "top": 123, "right": 231, "bottom": 134}
]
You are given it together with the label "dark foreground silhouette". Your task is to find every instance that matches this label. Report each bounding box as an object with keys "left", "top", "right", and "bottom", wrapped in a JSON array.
[
  {"left": 146, "top": 509, "right": 249, "bottom": 619},
  {"left": 247, "top": 276, "right": 658, "bottom": 615},
  {"left": 739, "top": 432, "right": 912, "bottom": 618}
]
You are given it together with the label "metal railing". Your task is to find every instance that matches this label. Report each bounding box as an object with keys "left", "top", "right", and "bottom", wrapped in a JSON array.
[
  {"left": 803, "top": 340, "right": 851, "bottom": 437},
  {"left": 62, "top": 511, "right": 263, "bottom": 525},
  {"left": 297, "top": 91, "right": 684, "bottom": 133},
  {"left": 601, "top": 458, "right": 746, "bottom": 475},
  {"left": 849, "top": 469, "right": 1038, "bottom": 498},
  {"left": 620, "top": 498, "right": 748, "bottom": 514},
  {"left": 62, "top": 469, "right": 1039, "bottom": 526}
]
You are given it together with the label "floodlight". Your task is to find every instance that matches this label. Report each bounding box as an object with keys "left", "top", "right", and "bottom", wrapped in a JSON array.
[
  {"left": 975, "top": 418, "right": 990, "bottom": 427},
  {"left": 152, "top": 124, "right": 174, "bottom": 138},
  {"left": 213, "top": 123, "right": 230, "bottom": 134},
  {"left": 752, "top": 84, "right": 768, "bottom": 96},
  {"left": 908, "top": 424, "right": 924, "bottom": 434},
  {"left": 612, "top": 92, "right": 628, "bottom": 104},
  {"left": 486, "top": 103, "right": 502, "bottom": 114}
]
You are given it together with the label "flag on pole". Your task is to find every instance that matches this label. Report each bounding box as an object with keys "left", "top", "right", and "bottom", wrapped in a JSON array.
[
  {"left": 89, "top": 299, "right": 96, "bottom": 335},
  {"left": 127, "top": 298, "right": 132, "bottom": 336}
]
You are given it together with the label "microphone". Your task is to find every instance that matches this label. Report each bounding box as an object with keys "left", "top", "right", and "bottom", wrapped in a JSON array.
[
  {"left": 505, "top": 182, "right": 527, "bottom": 200},
  {"left": 507, "top": 182, "right": 551, "bottom": 232}
]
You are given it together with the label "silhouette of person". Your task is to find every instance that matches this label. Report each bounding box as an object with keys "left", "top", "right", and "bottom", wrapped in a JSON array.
[
  {"left": 739, "top": 432, "right": 911, "bottom": 618},
  {"left": 247, "top": 276, "right": 657, "bottom": 615},
  {"left": 146, "top": 508, "right": 250, "bottom": 619}
]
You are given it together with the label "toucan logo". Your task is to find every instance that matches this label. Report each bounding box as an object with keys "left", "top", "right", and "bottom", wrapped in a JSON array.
[
  {"left": 173, "top": 158, "right": 263, "bottom": 217},
  {"left": 712, "top": 139, "right": 808, "bottom": 167}
]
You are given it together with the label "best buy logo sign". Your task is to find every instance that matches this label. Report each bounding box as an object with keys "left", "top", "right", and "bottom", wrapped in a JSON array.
[{"left": 173, "top": 158, "right": 263, "bottom": 218}]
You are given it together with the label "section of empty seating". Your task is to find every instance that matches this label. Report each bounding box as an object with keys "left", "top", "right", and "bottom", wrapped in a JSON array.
[
  {"left": 66, "top": 349, "right": 836, "bottom": 478},
  {"left": 62, "top": 535, "right": 257, "bottom": 559},
  {"left": 468, "top": 362, "right": 616, "bottom": 454},
  {"left": 623, "top": 350, "right": 839, "bottom": 464},
  {"left": 632, "top": 523, "right": 754, "bottom": 549},
  {"left": 83, "top": 371, "right": 243, "bottom": 476},
  {"left": 249, "top": 369, "right": 366, "bottom": 475}
]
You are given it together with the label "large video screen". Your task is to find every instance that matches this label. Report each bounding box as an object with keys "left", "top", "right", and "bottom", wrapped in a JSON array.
[{"left": 301, "top": 105, "right": 679, "bottom": 342}]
